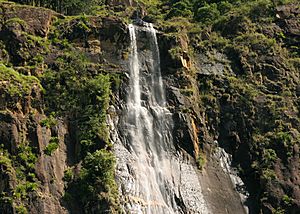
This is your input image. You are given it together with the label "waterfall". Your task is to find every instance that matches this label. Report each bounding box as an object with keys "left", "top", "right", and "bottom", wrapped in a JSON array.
[{"left": 114, "top": 23, "right": 211, "bottom": 214}]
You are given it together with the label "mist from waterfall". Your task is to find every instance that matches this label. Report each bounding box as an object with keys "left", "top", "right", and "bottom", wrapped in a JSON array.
[{"left": 114, "top": 23, "right": 210, "bottom": 214}]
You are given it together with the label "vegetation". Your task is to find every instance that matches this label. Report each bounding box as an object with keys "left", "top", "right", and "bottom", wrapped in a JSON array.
[
  {"left": 37, "top": 41, "right": 118, "bottom": 211},
  {"left": 9, "top": 0, "right": 106, "bottom": 15},
  {"left": 65, "top": 150, "right": 119, "bottom": 212},
  {"left": 196, "top": 152, "right": 206, "bottom": 170},
  {"left": 0, "top": 63, "right": 41, "bottom": 97},
  {"left": 1, "top": 0, "right": 300, "bottom": 213},
  {"left": 1, "top": 2, "right": 119, "bottom": 212},
  {"left": 0, "top": 142, "right": 38, "bottom": 214},
  {"left": 39, "top": 114, "right": 58, "bottom": 128},
  {"left": 44, "top": 137, "right": 59, "bottom": 156},
  {"left": 42, "top": 50, "right": 111, "bottom": 154}
]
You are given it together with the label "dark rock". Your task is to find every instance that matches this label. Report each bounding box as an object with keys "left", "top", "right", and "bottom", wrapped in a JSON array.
[
  {"left": 0, "top": 3, "right": 59, "bottom": 37},
  {"left": 276, "top": 4, "right": 300, "bottom": 19},
  {"left": 172, "top": 112, "right": 196, "bottom": 157}
]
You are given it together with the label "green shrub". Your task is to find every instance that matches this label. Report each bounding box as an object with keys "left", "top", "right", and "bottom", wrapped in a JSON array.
[
  {"left": 15, "top": 204, "right": 27, "bottom": 214},
  {"left": 0, "top": 142, "right": 39, "bottom": 211},
  {"left": 16, "top": 143, "right": 37, "bottom": 170},
  {"left": 40, "top": 114, "right": 57, "bottom": 128},
  {"left": 64, "top": 149, "right": 119, "bottom": 212},
  {"left": 14, "top": 182, "right": 37, "bottom": 200},
  {"left": 5, "top": 17, "right": 27, "bottom": 27},
  {"left": 44, "top": 137, "right": 59, "bottom": 156},
  {"left": 180, "top": 88, "right": 194, "bottom": 96},
  {"left": 261, "top": 169, "right": 277, "bottom": 181},
  {"left": 282, "top": 194, "right": 293, "bottom": 206},
  {"left": 273, "top": 208, "right": 285, "bottom": 214},
  {"left": 0, "top": 64, "right": 41, "bottom": 97},
  {"left": 217, "top": 1, "right": 233, "bottom": 14},
  {"left": 196, "top": 152, "right": 206, "bottom": 170},
  {"left": 194, "top": 3, "right": 220, "bottom": 24},
  {"left": 262, "top": 149, "right": 277, "bottom": 167},
  {"left": 249, "top": 0, "right": 274, "bottom": 22},
  {"left": 168, "top": 46, "right": 182, "bottom": 60},
  {"left": 63, "top": 168, "right": 74, "bottom": 183},
  {"left": 166, "top": 0, "right": 193, "bottom": 19},
  {"left": 0, "top": 147, "right": 13, "bottom": 173}
]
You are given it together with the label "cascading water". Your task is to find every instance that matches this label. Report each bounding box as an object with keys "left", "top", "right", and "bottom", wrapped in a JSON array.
[{"left": 114, "top": 23, "right": 211, "bottom": 213}]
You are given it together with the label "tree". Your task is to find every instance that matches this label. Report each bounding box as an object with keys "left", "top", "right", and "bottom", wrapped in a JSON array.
[
  {"left": 194, "top": 3, "right": 220, "bottom": 23},
  {"left": 10, "top": 0, "right": 105, "bottom": 15},
  {"left": 166, "top": 0, "right": 194, "bottom": 18}
]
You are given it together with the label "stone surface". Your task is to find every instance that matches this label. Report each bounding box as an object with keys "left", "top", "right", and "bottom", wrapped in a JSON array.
[{"left": 1, "top": 1, "right": 300, "bottom": 213}]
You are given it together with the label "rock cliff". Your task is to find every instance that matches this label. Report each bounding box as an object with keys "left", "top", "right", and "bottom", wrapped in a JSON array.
[{"left": 0, "top": 1, "right": 299, "bottom": 214}]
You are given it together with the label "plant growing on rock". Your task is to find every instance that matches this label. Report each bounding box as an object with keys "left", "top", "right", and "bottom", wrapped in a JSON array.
[
  {"left": 196, "top": 152, "right": 206, "bottom": 170},
  {"left": 44, "top": 137, "right": 59, "bottom": 156}
]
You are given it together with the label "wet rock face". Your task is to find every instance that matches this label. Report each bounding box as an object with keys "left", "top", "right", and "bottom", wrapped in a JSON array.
[
  {"left": 172, "top": 112, "right": 197, "bottom": 156},
  {"left": 113, "top": 24, "right": 211, "bottom": 213},
  {"left": 160, "top": 56, "right": 248, "bottom": 214},
  {"left": 109, "top": 24, "right": 248, "bottom": 214}
]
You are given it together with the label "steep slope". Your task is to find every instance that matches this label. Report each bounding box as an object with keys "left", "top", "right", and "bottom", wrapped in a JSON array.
[
  {"left": 146, "top": 1, "right": 300, "bottom": 213},
  {"left": 0, "top": 2, "right": 125, "bottom": 213},
  {"left": 0, "top": 0, "right": 299, "bottom": 214}
]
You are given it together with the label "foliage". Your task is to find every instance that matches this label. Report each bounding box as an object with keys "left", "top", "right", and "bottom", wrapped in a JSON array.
[
  {"left": 63, "top": 168, "right": 74, "bottom": 183},
  {"left": 194, "top": 3, "right": 220, "bottom": 23},
  {"left": 166, "top": 0, "right": 193, "bottom": 19},
  {"left": 16, "top": 142, "right": 38, "bottom": 171},
  {"left": 44, "top": 137, "right": 59, "bottom": 156},
  {"left": 64, "top": 149, "right": 119, "bottom": 212},
  {"left": 9, "top": 0, "right": 106, "bottom": 15},
  {"left": 196, "top": 152, "right": 206, "bottom": 170},
  {"left": 42, "top": 50, "right": 111, "bottom": 155},
  {"left": 261, "top": 169, "right": 277, "bottom": 181},
  {"left": 0, "top": 142, "right": 38, "bottom": 213},
  {"left": 0, "top": 146, "right": 13, "bottom": 173},
  {"left": 40, "top": 113, "right": 58, "bottom": 128},
  {"left": 41, "top": 49, "right": 117, "bottom": 210},
  {"left": 81, "top": 150, "right": 117, "bottom": 194},
  {"left": 15, "top": 205, "right": 28, "bottom": 214},
  {"left": 5, "top": 17, "right": 27, "bottom": 27},
  {"left": 282, "top": 194, "right": 293, "bottom": 206},
  {"left": 0, "top": 63, "right": 41, "bottom": 97}
]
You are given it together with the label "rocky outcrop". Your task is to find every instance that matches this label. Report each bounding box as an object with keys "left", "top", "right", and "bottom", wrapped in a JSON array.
[
  {"left": 0, "top": 2, "right": 59, "bottom": 66},
  {"left": 0, "top": 95, "right": 69, "bottom": 214},
  {"left": 0, "top": 2, "right": 127, "bottom": 213},
  {"left": 187, "top": 3, "right": 300, "bottom": 213},
  {"left": 0, "top": 2, "right": 59, "bottom": 37},
  {"left": 1, "top": 1, "right": 299, "bottom": 214}
]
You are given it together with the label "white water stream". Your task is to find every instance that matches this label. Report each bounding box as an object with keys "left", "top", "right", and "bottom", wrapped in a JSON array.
[{"left": 114, "top": 23, "right": 211, "bottom": 213}]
